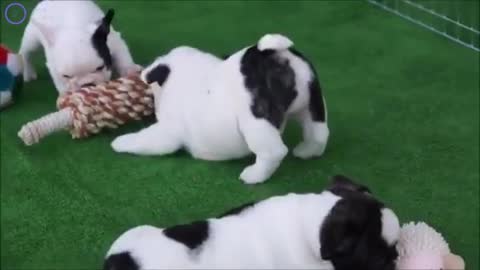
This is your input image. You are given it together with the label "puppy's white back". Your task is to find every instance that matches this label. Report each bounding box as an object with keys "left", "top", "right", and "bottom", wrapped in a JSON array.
[
  {"left": 196, "top": 193, "right": 340, "bottom": 269},
  {"left": 141, "top": 47, "right": 252, "bottom": 160},
  {"left": 107, "top": 193, "right": 341, "bottom": 269}
]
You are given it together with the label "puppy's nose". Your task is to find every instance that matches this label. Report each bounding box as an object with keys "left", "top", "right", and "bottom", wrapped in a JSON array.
[{"left": 81, "top": 83, "right": 96, "bottom": 88}]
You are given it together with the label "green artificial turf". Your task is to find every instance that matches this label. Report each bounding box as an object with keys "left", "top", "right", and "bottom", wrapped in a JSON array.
[{"left": 1, "top": 0, "right": 479, "bottom": 269}]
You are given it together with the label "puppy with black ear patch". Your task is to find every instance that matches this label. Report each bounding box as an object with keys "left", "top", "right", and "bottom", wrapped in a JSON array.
[
  {"left": 111, "top": 33, "right": 329, "bottom": 184},
  {"left": 19, "top": 0, "right": 141, "bottom": 93},
  {"left": 103, "top": 176, "right": 400, "bottom": 270}
]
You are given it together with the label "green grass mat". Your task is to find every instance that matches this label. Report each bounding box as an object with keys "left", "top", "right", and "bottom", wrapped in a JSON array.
[{"left": 1, "top": 0, "right": 478, "bottom": 269}]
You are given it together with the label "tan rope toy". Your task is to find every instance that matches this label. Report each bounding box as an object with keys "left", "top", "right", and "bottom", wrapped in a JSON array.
[{"left": 18, "top": 74, "right": 153, "bottom": 145}]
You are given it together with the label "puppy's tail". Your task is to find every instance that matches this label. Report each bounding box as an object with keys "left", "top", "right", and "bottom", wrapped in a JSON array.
[{"left": 257, "top": 34, "right": 294, "bottom": 51}]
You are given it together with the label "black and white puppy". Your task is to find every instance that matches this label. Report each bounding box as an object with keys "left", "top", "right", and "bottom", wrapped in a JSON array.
[
  {"left": 111, "top": 33, "right": 329, "bottom": 184},
  {"left": 104, "top": 175, "right": 400, "bottom": 270},
  {"left": 19, "top": 0, "right": 141, "bottom": 93}
]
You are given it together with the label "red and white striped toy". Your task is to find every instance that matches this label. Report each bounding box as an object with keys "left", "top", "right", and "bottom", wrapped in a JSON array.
[{"left": 18, "top": 73, "right": 154, "bottom": 145}]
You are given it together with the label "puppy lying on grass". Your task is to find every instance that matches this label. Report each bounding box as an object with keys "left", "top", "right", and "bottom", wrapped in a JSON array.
[
  {"left": 104, "top": 175, "right": 400, "bottom": 270},
  {"left": 112, "top": 34, "right": 329, "bottom": 184}
]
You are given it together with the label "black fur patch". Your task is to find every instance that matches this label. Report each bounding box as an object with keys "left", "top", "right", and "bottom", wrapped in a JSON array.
[
  {"left": 145, "top": 64, "right": 170, "bottom": 86},
  {"left": 240, "top": 46, "right": 298, "bottom": 128},
  {"left": 163, "top": 220, "right": 209, "bottom": 250},
  {"left": 320, "top": 177, "right": 397, "bottom": 270},
  {"left": 91, "top": 9, "right": 114, "bottom": 68},
  {"left": 218, "top": 201, "right": 256, "bottom": 218},
  {"left": 103, "top": 252, "right": 139, "bottom": 270},
  {"left": 289, "top": 48, "right": 326, "bottom": 122}
]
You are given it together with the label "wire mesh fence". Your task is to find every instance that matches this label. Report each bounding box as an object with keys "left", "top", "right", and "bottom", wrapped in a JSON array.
[{"left": 368, "top": 0, "right": 480, "bottom": 52}]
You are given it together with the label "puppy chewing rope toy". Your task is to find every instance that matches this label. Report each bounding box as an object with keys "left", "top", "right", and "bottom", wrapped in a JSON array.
[{"left": 18, "top": 74, "right": 153, "bottom": 145}]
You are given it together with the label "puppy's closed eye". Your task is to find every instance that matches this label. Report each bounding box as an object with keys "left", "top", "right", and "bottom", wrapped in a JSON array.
[
  {"left": 96, "top": 65, "right": 105, "bottom": 71},
  {"left": 63, "top": 74, "right": 72, "bottom": 79}
]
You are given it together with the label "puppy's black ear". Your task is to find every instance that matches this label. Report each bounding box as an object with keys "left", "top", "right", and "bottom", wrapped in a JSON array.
[
  {"left": 103, "top": 9, "right": 115, "bottom": 24},
  {"left": 97, "top": 9, "right": 115, "bottom": 36},
  {"left": 328, "top": 175, "right": 371, "bottom": 194},
  {"left": 91, "top": 9, "right": 115, "bottom": 67}
]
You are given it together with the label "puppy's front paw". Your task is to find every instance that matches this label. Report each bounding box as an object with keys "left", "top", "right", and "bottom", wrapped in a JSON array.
[
  {"left": 240, "top": 165, "right": 269, "bottom": 185},
  {"left": 111, "top": 134, "right": 136, "bottom": 153},
  {"left": 293, "top": 142, "right": 326, "bottom": 159}
]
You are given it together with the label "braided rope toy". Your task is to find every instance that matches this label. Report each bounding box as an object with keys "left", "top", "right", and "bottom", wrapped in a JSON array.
[{"left": 18, "top": 74, "right": 153, "bottom": 145}]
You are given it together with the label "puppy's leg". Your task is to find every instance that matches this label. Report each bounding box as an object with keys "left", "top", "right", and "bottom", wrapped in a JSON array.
[
  {"left": 108, "top": 30, "right": 142, "bottom": 76},
  {"left": 111, "top": 122, "right": 181, "bottom": 156},
  {"left": 239, "top": 117, "right": 288, "bottom": 184},
  {"left": 19, "top": 23, "right": 41, "bottom": 82},
  {"left": 293, "top": 97, "right": 329, "bottom": 159}
]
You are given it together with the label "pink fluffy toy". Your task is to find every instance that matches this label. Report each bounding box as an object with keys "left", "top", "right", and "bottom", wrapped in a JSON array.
[{"left": 396, "top": 222, "right": 465, "bottom": 270}]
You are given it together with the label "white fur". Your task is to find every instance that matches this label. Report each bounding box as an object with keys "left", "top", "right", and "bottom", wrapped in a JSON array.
[
  {"left": 106, "top": 192, "right": 341, "bottom": 269},
  {"left": 111, "top": 34, "right": 330, "bottom": 184},
  {"left": 19, "top": 0, "right": 140, "bottom": 93},
  {"left": 258, "top": 33, "right": 294, "bottom": 51},
  {"left": 381, "top": 208, "right": 401, "bottom": 246}
]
